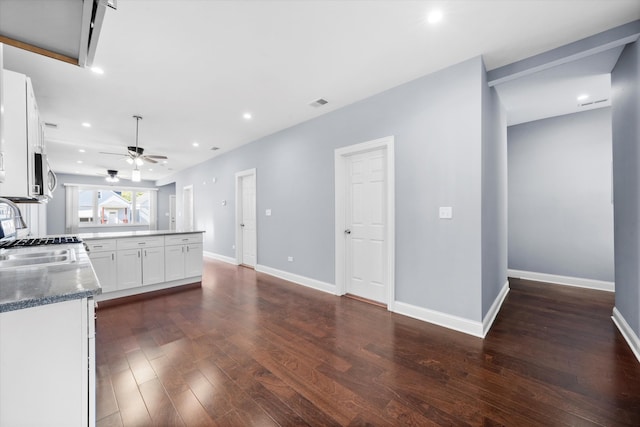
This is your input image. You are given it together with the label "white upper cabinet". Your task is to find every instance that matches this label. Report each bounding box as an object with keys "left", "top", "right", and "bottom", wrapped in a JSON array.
[{"left": 0, "top": 70, "right": 49, "bottom": 202}]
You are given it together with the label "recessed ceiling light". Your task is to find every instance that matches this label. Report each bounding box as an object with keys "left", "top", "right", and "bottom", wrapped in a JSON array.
[
  {"left": 148, "top": 168, "right": 153, "bottom": 172},
  {"left": 91, "top": 67, "right": 104, "bottom": 75},
  {"left": 78, "top": 149, "right": 86, "bottom": 153},
  {"left": 162, "top": 160, "right": 168, "bottom": 164},
  {"left": 82, "top": 122, "right": 91, "bottom": 128},
  {"left": 192, "top": 142, "right": 199, "bottom": 147},
  {"left": 243, "top": 112, "right": 252, "bottom": 120},
  {"left": 76, "top": 160, "right": 83, "bottom": 164},
  {"left": 577, "top": 94, "right": 590, "bottom": 101},
  {"left": 427, "top": 9, "right": 443, "bottom": 24}
]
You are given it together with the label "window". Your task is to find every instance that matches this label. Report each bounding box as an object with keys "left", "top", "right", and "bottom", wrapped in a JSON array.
[{"left": 65, "top": 184, "right": 157, "bottom": 232}]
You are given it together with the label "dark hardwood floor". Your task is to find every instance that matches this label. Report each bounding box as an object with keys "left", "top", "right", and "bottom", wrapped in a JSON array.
[{"left": 95, "top": 260, "right": 640, "bottom": 426}]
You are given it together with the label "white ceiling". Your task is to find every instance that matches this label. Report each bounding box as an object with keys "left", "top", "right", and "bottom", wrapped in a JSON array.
[{"left": 2, "top": 0, "right": 640, "bottom": 182}]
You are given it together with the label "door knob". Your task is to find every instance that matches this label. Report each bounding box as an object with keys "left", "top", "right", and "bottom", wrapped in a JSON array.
[
  {"left": 344, "top": 229, "right": 351, "bottom": 234},
  {"left": 240, "top": 223, "right": 245, "bottom": 227}
]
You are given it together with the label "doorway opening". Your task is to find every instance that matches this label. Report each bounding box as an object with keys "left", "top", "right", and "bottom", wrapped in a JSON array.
[{"left": 183, "top": 185, "right": 193, "bottom": 230}]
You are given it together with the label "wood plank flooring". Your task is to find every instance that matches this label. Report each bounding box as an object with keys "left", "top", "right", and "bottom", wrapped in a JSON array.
[{"left": 96, "top": 260, "right": 640, "bottom": 426}]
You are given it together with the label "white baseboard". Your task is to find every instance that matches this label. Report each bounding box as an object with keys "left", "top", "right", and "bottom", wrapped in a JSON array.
[
  {"left": 255, "top": 264, "right": 336, "bottom": 295},
  {"left": 508, "top": 269, "right": 614, "bottom": 292},
  {"left": 482, "top": 280, "right": 510, "bottom": 337},
  {"left": 393, "top": 301, "right": 484, "bottom": 338},
  {"left": 203, "top": 251, "right": 238, "bottom": 265},
  {"left": 612, "top": 307, "right": 640, "bottom": 364}
]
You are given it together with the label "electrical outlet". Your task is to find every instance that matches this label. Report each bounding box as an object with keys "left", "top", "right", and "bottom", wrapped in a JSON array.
[
  {"left": 287, "top": 256, "right": 294, "bottom": 262},
  {"left": 439, "top": 206, "right": 453, "bottom": 219}
]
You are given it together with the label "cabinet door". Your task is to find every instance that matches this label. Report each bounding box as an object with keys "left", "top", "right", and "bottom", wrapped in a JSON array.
[
  {"left": 142, "top": 246, "right": 165, "bottom": 285},
  {"left": 184, "top": 243, "right": 203, "bottom": 278},
  {"left": 164, "top": 245, "right": 185, "bottom": 281},
  {"left": 117, "top": 249, "right": 142, "bottom": 289},
  {"left": 89, "top": 251, "right": 117, "bottom": 293}
]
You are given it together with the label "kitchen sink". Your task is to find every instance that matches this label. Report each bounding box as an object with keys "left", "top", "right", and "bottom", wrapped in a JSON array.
[{"left": 0, "top": 248, "right": 76, "bottom": 269}]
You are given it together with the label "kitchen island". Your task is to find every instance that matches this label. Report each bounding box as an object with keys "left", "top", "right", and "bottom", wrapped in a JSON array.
[
  {"left": 0, "top": 240, "right": 101, "bottom": 426},
  {"left": 80, "top": 230, "right": 205, "bottom": 302}
]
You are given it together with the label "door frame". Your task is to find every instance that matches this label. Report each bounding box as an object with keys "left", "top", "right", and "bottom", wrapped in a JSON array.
[
  {"left": 335, "top": 136, "right": 395, "bottom": 310},
  {"left": 235, "top": 168, "right": 257, "bottom": 266}
]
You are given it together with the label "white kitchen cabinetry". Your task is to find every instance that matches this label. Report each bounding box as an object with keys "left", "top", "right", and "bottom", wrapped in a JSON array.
[
  {"left": 0, "top": 297, "right": 95, "bottom": 427},
  {"left": 83, "top": 232, "right": 204, "bottom": 302},
  {"left": 86, "top": 239, "right": 117, "bottom": 292},
  {"left": 1, "top": 70, "right": 45, "bottom": 200},
  {"left": 165, "top": 233, "right": 203, "bottom": 281},
  {"left": 116, "top": 236, "right": 165, "bottom": 289}
]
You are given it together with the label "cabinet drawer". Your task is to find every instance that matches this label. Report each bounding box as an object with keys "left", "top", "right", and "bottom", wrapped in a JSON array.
[
  {"left": 116, "top": 236, "right": 164, "bottom": 250},
  {"left": 84, "top": 239, "right": 117, "bottom": 252},
  {"left": 164, "top": 233, "right": 203, "bottom": 246}
]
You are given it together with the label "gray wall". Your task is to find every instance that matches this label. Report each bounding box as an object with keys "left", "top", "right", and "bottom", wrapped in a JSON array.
[
  {"left": 47, "top": 173, "right": 158, "bottom": 235},
  {"left": 167, "top": 56, "right": 506, "bottom": 323},
  {"left": 612, "top": 41, "right": 640, "bottom": 336},
  {"left": 481, "top": 69, "right": 508, "bottom": 317},
  {"left": 507, "top": 108, "right": 614, "bottom": 282}
]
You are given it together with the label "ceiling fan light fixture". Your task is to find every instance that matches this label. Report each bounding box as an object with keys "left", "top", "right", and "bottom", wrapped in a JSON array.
[
  {"left": 126, "top": 157, "right": 134, "bottom": 165},
  {"left": 135, "top": 157, "right": 144, "bottom": 166},
  {"left": 131, "top": 168, "right": 141, "bottom": 182},
  {"left": 106, "top": 169, "right": 119, "bottom": 183}
]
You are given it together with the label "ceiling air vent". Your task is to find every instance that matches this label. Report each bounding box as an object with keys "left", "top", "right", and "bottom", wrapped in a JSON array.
[
  {"left": 210, "top": 146, "right": 220, "bottom": 151},
  {"left": 579, "top": 98, "right": 608, "bottom": 107},
  {"left": 44, "top": 122, "right": 58, "bottom": 129},
  {"left": 309, "top": 98, "right": 328, "bottom": 108}
]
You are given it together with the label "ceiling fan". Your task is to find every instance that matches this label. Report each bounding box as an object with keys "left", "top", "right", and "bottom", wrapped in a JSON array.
[{"left": 100, "top": 115, "right": 168, "bottom": 166}]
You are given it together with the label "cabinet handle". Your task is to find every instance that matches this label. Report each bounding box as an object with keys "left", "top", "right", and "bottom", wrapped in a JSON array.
[
  {"left": 138, "top": 250, "right": 141, "bottom": 258},
  {"left": 111, "top": 253, "right": 114, "bottom": 261},
  {"left": 94, "top": 245, "right": 102, "bottom": 249},
  {"left": 138, "top": 242, "right": 146, "bottom": 245},
  {"left": 144, "top": 249, "right": 147, "bottom": 257},
  {"left": 186, "top": 246, "right": 190, "bottom": 253}
]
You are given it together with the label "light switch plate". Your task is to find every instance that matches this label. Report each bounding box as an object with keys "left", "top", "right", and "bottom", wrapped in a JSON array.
[
  {"left": 265, "top": 209, "right": 272, "bottom": 216},
  {"left": 439, "top": 206, "right": 453, "bottom": 219}
]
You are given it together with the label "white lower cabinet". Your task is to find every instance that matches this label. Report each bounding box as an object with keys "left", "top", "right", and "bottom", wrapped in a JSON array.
[
  {"left": 116, "top": 236, "right": 165, "bottom": 289},
  {"left": 86, "top": 239, "right": 117, "bottom": 293},
  {"left": 116, "top": 248, "right": 143, "bottom": 289},
  {"left": 0, "top": 298, "right": 95, "bottom": 427},
  {"left": 84, "top": 233, "right": 203, "bottom": 301},
  {"left": 89, "top": 251, "right": 117, "bottom": 292},
  {"left": 165, "top": 233, "right": 204, "bottom": 281}
]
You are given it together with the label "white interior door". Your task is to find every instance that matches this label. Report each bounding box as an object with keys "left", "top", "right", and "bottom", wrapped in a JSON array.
[
  {"left": 345, "top": 148, "right": 387, "bottom": 303},
  {"left": 236, "top": 169, "right": 257, "bottom": 267},
  {"left": 183, "top": 185, "right": 193, "bottom": 230},
  {"left": 169, "top": 195, "right": 176, "bottom": 231}
]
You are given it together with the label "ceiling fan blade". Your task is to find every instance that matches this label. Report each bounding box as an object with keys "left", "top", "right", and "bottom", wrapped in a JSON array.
[
  {"left": 142, "top": 157, "right": 158, "bottom": 164},
  {"left": 99, "top": 151, "right": 128, "bottom": 157},
  {"left": 144, "top": 154, "right": 168, "bottom": 159}
]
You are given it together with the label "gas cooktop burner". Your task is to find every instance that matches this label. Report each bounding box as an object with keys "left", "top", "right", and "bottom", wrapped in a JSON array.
[{"left": 0, "top": 236, "right": 82, "bottom": 249}]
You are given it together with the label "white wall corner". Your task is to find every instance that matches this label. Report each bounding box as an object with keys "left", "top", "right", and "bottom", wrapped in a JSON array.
[
  {"left": 612, "top": 307, "right": 640, "bottom": 364},
  {"left": 393, "top": 301, "right": 484, "bottom": 338},
  {"left": 508, "top": 269, "right": 614, "bottom": 292},
  {"left": 255, "top": 264, "right": 336, "bottom": 295},
  {"left": 203, "top": 251, "right": 238, "bottom": 265},
  {"left": 482, "top": 280, "right": 510, "bottom": 337}
]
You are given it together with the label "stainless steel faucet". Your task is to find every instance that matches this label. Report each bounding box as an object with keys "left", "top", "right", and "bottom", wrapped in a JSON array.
[{"left": 0, "top": 197, "right": 28, "bottom": 229}]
